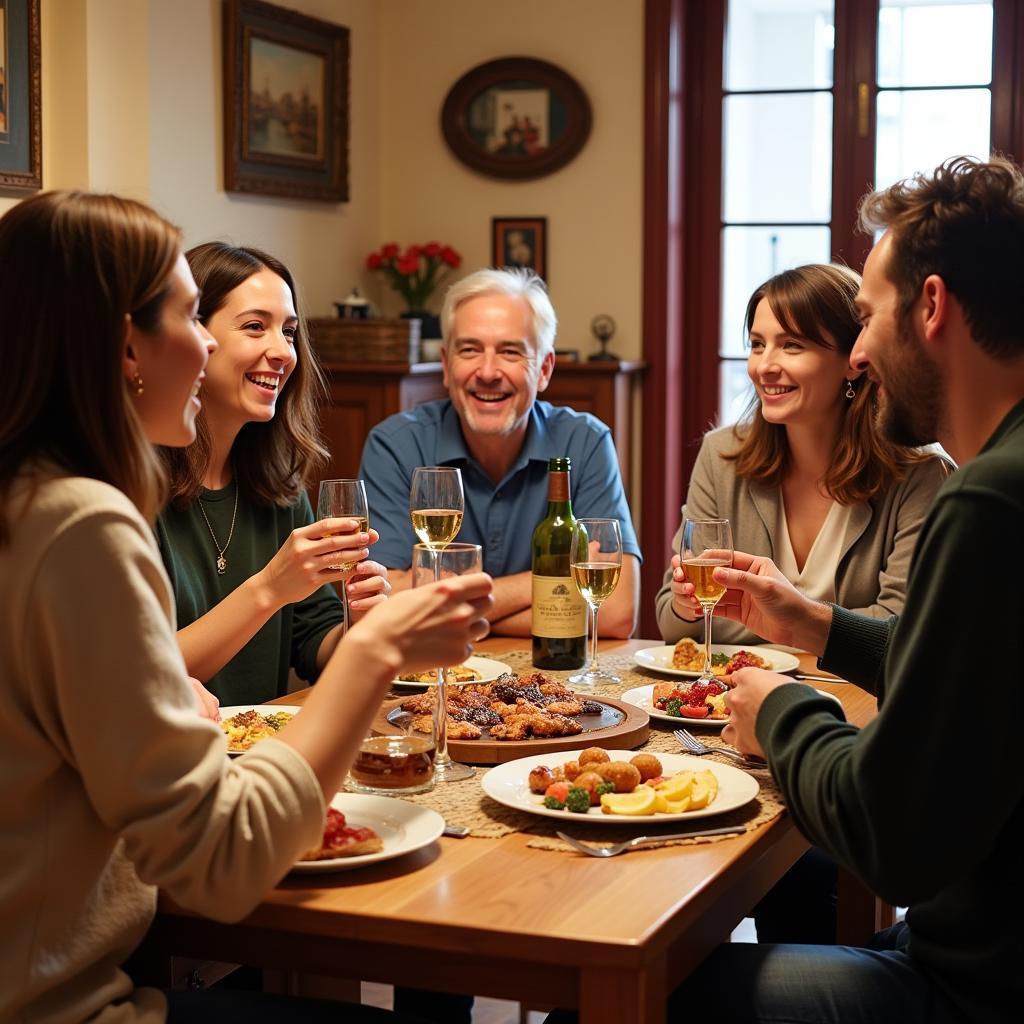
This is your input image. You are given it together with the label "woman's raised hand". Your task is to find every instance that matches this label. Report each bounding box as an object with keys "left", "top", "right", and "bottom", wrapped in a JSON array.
[
  {"left": 255, "top": 517, "right": 380, "bottom": 609},
  {"left": 345, "top": 560, "right": 392, "bottom": 618},
  {"left": 346, "top": 573, "right": 494, "bottom": 675},
  {"left": 669, "top": 553, "right": 705, "bottom": 622}
]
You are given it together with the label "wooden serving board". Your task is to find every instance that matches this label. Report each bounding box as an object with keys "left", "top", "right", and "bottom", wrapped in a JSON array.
[{"left": 372, "top": 694, "right": 650, "bottom": 765}]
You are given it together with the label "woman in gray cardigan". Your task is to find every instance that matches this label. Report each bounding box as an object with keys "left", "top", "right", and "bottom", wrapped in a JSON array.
[{"left": 657, "top": 264, "right": 950, "bottom": 647}]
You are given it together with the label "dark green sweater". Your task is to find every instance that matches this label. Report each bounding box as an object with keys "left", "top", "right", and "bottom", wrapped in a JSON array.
[
  {"left": 156, "top": 487, "right": 342, "bottom": 706},
  {"left": 757, "top": 399, "right": 1024, "bottom": 1024}
]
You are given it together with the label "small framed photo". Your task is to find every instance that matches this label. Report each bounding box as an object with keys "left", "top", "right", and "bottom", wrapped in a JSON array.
[
  {"left": 223, "top": 0, "right": 349, "bottom": 202},
  {"left": 492, "top": 217, "right": 547, "bottom": 282},
  {"left": 0, "top": 0, "right": 42, "bottom": 195}
]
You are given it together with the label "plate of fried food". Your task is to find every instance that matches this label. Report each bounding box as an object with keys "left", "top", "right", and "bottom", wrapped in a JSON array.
[
  {"left": 481, "top": 747, "right": 759, "bottom": 825},
  {"left": 393, "top": 655, "right": 513, "bottom": 687},
  {"left": 292, "top": 793, "right": 444, "bottom": 873},
  {"left": 220, "top": 705, "right": 301, "bottom": 754},
  {"left": 376, "top": 671, "right": 649, "bottom": 764},
  {"left": 632, "top": 639, "right": 799, "bottom": 679}
]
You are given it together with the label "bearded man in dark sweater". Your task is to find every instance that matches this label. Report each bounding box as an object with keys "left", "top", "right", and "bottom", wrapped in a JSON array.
[{"left": 549, "top": 156, "right": 1024, "bottom": 1024}]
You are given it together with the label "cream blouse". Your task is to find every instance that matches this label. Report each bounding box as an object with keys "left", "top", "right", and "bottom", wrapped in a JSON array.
[{"left": 774, "top": 493, "right": 854, "bottom": 604}]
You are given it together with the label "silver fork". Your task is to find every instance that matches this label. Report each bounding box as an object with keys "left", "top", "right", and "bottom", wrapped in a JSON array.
[
  {"left": 674, "top": 728, "right": 768, "bottom": 768},
  {"left": 556, "top": 827, "right": 742, "bottom": 857}
]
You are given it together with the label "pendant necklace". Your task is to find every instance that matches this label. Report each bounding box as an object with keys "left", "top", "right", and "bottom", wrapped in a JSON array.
[{"left": 197, "top": 482, "right": 239, "bottom": 575}]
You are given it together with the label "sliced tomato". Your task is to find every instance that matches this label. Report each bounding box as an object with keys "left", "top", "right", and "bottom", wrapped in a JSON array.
[
  {"left": 680, "top": 704, "right": 709, "bottom": 719},
  {"left": 544, "top": 781, "right": 571, "bottom": 803}
]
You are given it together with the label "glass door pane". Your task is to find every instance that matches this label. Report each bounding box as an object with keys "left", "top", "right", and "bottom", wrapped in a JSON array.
[
  {"left": 876, "top": 88, "right": 992, "bottom": 186},
  {"left": 723, "top": 93, "right": 834, "bottom": 222},
  {"left": 719, "top": 226, "right": 831, "bottom": 358},
  {"left": 726, "top": 0, "right": 835, "bottom": 90},
  {"left": 878, "top": 0, "right": 993, "bottom": 87}
]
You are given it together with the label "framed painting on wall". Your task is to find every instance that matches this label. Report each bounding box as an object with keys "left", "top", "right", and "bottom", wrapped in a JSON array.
[
  {"left": 223, "top": 0, "right": 349, "bottom": 202},
  {"left": 0, "top": 0, "right": 41, "bottom": 195},
  {"left": 442, "top": 57, "right": 591, "bottom": 181},
  {"left": 492, "top": 216, "right": 547, "bottom": 282}
]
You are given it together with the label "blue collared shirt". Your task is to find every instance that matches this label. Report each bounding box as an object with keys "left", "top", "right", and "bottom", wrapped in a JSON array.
[{"left": 358, "top": 399, "right": 641, "bottom": 576}]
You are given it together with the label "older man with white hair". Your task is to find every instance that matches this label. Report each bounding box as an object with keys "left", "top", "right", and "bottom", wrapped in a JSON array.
[{"left": 359, "top": 267, "right": 640, "bottom": 637}]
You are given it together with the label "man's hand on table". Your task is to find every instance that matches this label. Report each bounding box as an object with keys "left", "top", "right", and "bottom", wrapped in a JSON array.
[{"left": 721, "top": 667, "right": 794, "bottom": 758}]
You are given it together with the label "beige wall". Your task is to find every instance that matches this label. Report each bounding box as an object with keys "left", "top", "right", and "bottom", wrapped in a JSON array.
[
  {"left": 2, "top": 0, "right": 643, "bottom": 355},
  {"left": 374, "top": 0, "right": 644, "bottom": 359}
]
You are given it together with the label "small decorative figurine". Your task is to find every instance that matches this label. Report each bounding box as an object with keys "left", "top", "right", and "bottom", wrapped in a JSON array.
[{"left": 588, "top": 314, "right": 618, "bottom": 362}]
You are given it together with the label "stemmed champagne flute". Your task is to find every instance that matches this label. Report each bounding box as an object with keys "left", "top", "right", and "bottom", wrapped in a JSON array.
[
  {"left": 317, "top": 479, "right": 369, "bottom": 636},
  {"left": 679, "top": 511, "right": 734, "bottom": 684},
  {"left": 409, "top": 467, "right": 464, "bottom": 575},
  {"left": 411, "top": 542, "right": 481, "bottom": 783},
  {"left": 568, "top": 518, "right": 623, "bottom": 686}
]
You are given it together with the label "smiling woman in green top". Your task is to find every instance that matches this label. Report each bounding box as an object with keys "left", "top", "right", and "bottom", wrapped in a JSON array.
[{"left": 157, "top": 243, "right": 391, "bottom": 706}]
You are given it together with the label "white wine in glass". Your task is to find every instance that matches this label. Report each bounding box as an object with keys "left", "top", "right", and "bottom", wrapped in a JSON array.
[
  {"left": 411, "top": 542, "right": 481, "bottom": 783},
  {"left": 409, "top": 467, "right": 465, "bottom": 566},
  {"left": 317, "top": 479, "right": 370, "bottom": 634},
  {"left": 680, "top": 511, "right": 734, "bottom": 684},
  {"left": 410, "top": 508, "right": 463, "bottom": 548},
  {"left": 568, "top": 518, "right": 623, "bottom": 686}
]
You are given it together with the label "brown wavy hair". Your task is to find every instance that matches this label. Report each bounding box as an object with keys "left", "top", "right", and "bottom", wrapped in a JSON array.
[
  {"left": 859, "top": 155, "right": 1024, "bottom": 360},
  {"left": 724, "top": 263, "right": 928, "bottom": 504},
  {"left": 160, "top": 243, "right": 328, "bottom": 507},
  {"left": 0, "top": 191, "right": 180, "bottom": 544}
]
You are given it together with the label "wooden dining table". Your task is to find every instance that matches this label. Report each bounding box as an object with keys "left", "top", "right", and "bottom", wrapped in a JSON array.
[{"left": 136, "top": 638, "right": 883, "bottom": 1024}]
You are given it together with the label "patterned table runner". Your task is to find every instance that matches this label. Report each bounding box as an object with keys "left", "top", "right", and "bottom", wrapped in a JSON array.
[{"left": 391, "top": 650, "right": 785, "bottom": 854}]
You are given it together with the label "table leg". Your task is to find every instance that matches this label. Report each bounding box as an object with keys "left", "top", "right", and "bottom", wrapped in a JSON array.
[
  {"left": 579, "top": 962, "right": 666, "bottom": 1024},
  {"left": 836, "top": 865, "right": 896, "bottom": 945}
]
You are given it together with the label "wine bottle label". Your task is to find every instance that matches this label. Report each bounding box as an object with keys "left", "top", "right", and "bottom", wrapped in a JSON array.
[{"left": 532, "top": 575, "right": 587, "bottom": 638}]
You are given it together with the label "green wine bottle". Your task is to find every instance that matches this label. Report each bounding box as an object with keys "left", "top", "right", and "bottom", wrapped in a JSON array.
[{"left": 532, "top": 457, "right": 587, "bottom": 669}]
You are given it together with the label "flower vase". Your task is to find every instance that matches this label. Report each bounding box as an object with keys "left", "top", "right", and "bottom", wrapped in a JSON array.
[{"left": 401, "top": 310, "right": 442, "bottom": 341}]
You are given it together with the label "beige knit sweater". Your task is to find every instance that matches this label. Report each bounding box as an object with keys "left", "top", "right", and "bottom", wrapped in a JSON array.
[{"left": 0, "top": 471, "right": 325, "bottom": 1023}]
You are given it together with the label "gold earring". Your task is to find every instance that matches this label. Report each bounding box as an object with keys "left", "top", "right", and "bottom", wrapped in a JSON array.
[
  {"left": 845, "top": 379, "right": 856, "bottom": 400},
  {"left": 130, "top": 373, "right": 144, "bottom": 396}
]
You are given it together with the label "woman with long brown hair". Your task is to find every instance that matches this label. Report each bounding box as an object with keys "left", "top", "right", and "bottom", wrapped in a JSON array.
[
  {"left": 158, "top": 243, "right": 391, "bottom": 707},
  {"left": 0, "top": 192, "right": 491, "bottom": 1022},
  {"left": 657, "top": 263, "right": 950, "bottom": 646}
]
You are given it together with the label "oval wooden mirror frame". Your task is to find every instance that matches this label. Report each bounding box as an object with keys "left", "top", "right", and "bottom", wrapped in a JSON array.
[{"left": 441, "top": 57, "right": 592, "bottom": 180}]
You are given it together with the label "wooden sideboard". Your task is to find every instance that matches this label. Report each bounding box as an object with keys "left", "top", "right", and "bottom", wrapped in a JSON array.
[{"left": 315, "top": 358, "right": 646, "bottom": 502}]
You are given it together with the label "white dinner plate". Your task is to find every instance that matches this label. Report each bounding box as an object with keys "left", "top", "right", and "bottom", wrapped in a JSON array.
[
  {"left": 220, "top": 705, "right": 302, "bottom": 756},
  {"left": 291, "top": 793, "right": 444, "bottom": 873},
  {"left": 632, "top": 644, "right": 800, "bottom": 679},
  {"left": 620, "top": 683, "right": 842, "bottom": 727},
  {"left": 392, "top": 655, "right": 513, "bottom": 688},
  {"left": 480, "top": 749, "right": 759, "bottom": 826}
]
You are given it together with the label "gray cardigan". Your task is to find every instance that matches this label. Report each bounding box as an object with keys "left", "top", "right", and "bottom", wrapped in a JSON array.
[{"left": 655, "top": 426, "right": 952, "bottom": 645}]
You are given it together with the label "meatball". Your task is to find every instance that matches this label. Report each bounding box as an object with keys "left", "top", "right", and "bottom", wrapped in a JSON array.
[
  {"left": 578, "top": 747, "right": 611, "bottom": 768},
  {"left": 528, "top": 765, "right": 554, "bottom": 794},
  {"left": 630, "top": 754, "right": 663, "bottom": 782},
  {"left": 595, "top": 760, "right": 642, "bottom": 793},
  {"left": 562, "top": 759, "right": 582, "bottom": 782},
  {"left": 572, "top": 771, "right": 606, "bottom": 806}
]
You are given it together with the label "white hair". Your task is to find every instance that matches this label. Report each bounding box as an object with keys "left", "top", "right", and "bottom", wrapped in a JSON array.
[{"left": 440, "top": 267, "right": 557, "bottom": 358}]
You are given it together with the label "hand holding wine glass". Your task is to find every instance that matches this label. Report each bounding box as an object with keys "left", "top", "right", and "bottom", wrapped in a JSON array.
[
  {"left": 317, "top": 478, "right": 370, "bottom": 634},
  {"left": 410, "top": 542, "right": 483, "bottom": 783},
  {"left": 568, "top": 518, "right": 623, "bottom": 686},
  {"left": 679, "top": 511, "right": 734, "bottom": 684}
]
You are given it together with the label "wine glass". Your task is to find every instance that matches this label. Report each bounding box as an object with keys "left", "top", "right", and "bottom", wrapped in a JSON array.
[
  {"left": 567, "top": 518, "right": 623, "bottom": 686},
  {"left": 317, "top": 478, "right": 369, "bottom": 635},
  {"left": 411, "top": 542, "right": 481, "bottom": 783},
  {"left": 679, "top": 511, "right": 734, "bottom": 684},
  {"left": 409, "top": 467, "right": 464, "bottom": 577}
]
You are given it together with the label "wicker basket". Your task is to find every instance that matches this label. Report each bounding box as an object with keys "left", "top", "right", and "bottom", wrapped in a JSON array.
[{"left": 308, "top": 317, "right": 421, "bottom": 363}]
